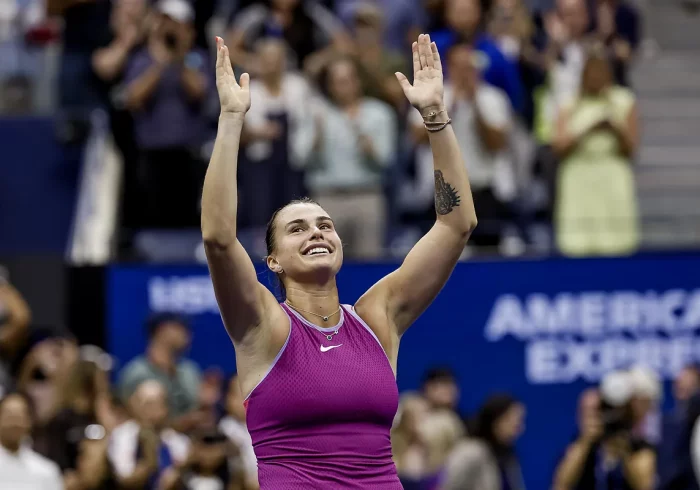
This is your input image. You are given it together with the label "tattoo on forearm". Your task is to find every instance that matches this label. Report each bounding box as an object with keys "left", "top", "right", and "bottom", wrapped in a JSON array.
[{"left": 434, "top": 170, "right": 461, "bottom": 215}]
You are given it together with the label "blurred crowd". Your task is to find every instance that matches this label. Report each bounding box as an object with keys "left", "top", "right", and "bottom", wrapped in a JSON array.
[
  {"left": 6, "top": 268, "right": 700, "bottom": 490},
  {"left": 0, "top": 0, "right": 644, "bottom": 260}
]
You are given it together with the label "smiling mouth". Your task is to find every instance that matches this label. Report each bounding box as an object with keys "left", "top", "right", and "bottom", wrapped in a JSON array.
[{"left": 303, "top": 246, "right": 332, "bottom": 256}]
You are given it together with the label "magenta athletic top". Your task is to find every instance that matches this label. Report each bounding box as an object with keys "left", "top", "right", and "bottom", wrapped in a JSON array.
[{"left": 243, "top": 303, "right": 403, "bottom": 489}]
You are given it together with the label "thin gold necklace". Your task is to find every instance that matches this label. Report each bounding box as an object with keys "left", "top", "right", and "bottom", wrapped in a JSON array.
[{"left": 284, "top": 301, "right": 342, "bottom": 341}]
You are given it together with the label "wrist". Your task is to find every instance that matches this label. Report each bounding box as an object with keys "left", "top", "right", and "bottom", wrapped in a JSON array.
[
  {"left": 420, "top": 104, "right": 449, "bottom": 123},
  {"left": 219, "top": 112, "right": 246, "bottom": 123}
]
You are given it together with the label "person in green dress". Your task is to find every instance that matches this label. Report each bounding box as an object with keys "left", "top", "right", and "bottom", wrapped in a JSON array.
[{"left": 552, "top": 44, "right": 640, "bottom": 257}]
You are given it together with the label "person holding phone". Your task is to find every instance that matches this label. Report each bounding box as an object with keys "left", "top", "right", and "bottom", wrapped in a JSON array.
[{"left": 122, "top": 0, "right": 212, "bottom": 229}]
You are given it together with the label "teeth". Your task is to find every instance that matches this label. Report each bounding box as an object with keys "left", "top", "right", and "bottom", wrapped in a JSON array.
[{"left": 307, "top": 247, "right": 329, "bottom": 255}]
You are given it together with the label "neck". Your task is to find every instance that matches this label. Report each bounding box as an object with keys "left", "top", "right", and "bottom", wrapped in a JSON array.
[
  {"left": 147, "top": 343, "right": 175, "bottom": 373},
  {"left": 341, "top": 99, "right": 360, "bottom": 114},
  {"left": 284, "top": 280, "right": 341, "bottom": 324},
  {"left": 0, "top": 437, "right": 21, "bottom": 454},
  {"left": 264, "top": 76, "right": 283, "bottom": 94}
]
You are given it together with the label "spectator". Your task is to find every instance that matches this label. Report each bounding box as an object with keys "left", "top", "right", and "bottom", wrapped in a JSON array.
[
  {"left": 348, "top": 3, "right": 408, "bottom": 111},
  {"left": 32, "top": 358, "right": 114, "bottom": 482},
  {"left": 391, "top": 393, "right": 432, "bottom": 489},
  {"left": 409, "top": 43, "right": 515, "bottom": 252},
  {"left": 552, "top": 45, "right": 639, "bottom": 257},
  {"left": 334, "top": 0, "right": 424, "bottom": 51},
  {"left": 225, "top": 0, "right": 351, "bottom": 76},
  {"left": 109, "top": 379, "right": 190, "bottom": 489},
  {"left": 421, "top": 367, "right": 460, "bottom": 413},
  {"left": 488, "top": 0, "right": 547, "bottom": 128},
  {"left": 430, "top": 0, "right": 524, "bottom": 113},
  {"left": 553, "top": 371, "right": 656, "bottom": 490},
  {"left": 48, "top": 0, "right": 112, "bottom": 111},
  {"left": 219, "top": 374, "right": 258, "bottom": 489},
  {"left": 117, "top": 313, "right": 202, "bottom": 427},
  {"left": 593, "top": 0, "right": 641, "bottom": 87},
  {"left": 123, "top": 0, "right": 211, "bottom": 229},
  {"left": 16, "top": 328, "right": 79, "bottom": 427},
  {"left": 92, "top": 0, "right": 150, "bottom": 238},
  {"left": 170, "top": 428, "right": 246, "bottom": 490},
  {"left": 0, "top": 268, "right": 30, "bottom": 397},
  {"left": 658, "top": 365, "right": 700, "bottom": 490},
  {"left": 535, "top": 0, "right": 592, "bottom": 140},
  {"left": 0, "top": 392, "right": 63, "bottom": 490},
  {"left": 0, "top": 0, "right": 46, "bottom": 113},
  {"left": 300, "top": 57, "right": 397, "bottom": 259},
  {"left": 440, "top": 394, "right": 526, "bottom": 490},
  {"left": 238, "top": 38, "right": 312, "bottom": 247}
]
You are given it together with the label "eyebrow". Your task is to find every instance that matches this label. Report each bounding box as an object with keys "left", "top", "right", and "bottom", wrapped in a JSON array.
[{"left": 284, "top": 216, "right": 333, "bottom": 228}]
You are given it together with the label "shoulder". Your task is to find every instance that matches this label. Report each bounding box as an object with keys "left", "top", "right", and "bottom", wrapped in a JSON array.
[
  {"left": 178, "top": 358, "right": 201, "bottom": 374},
  {"left": 23, "top": 448, "right": 62, "bottom": 478},
  {"left": 119, "top": 356, "right": 150, "bottom": 379},
  {"left": 362, "top": 98, "right": 396, "bottom": 119}
]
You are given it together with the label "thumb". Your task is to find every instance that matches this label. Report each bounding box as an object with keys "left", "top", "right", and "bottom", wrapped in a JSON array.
[
  {"left": 395, "top": 72, "right": 411, "bottom": 94},
  {"left": 239, "top": 72, "right": 250, "bottom": 90}
]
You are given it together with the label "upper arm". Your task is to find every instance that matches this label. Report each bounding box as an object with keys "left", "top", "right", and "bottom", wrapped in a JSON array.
[
  {"left": 628, "top": 449, "right": 655, "bottom": 489},
  {"left": 367, "top": 106, "right": 397, "bottom": 166},
  {"left": 204, "top": 240, "right": 280, "bottom": 344},
  {"left": 359, "top": 221, "right": 467, "bottom": 336}
]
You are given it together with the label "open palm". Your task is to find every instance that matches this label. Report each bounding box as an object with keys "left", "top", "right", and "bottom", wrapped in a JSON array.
[
  {"left": 215, "top": 37, "right": 250, "bottom": 114},
  {"left": 396, "top": 34, "right": 444, "bottom": 112}
]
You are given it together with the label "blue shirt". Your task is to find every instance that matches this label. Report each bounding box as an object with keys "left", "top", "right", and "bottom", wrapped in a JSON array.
[
  {"left": 430, "top": 30, "right": 524, "bottom": 113},
  {"left": 124, "top": 48, "right": 212, "bottom": 150}
]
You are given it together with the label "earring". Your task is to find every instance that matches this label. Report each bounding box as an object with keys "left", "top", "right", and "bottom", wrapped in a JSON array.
[{"left": 279, "top": 268, "right": 284, "bottom": 273}]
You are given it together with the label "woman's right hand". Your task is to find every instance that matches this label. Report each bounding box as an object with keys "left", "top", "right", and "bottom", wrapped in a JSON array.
[{"left": 215, "top": 37, "right": 250, "bottom": 115}]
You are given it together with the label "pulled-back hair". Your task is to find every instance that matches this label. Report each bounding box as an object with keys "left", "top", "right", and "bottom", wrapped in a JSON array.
[{"left": 265, "top": 197, "right": 321, "bottom": 298}]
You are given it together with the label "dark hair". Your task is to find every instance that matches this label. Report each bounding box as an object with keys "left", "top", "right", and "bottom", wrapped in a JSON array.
[
  {"left": 422, "top": 367, "right": 457, "bottom": 388},
  {"left": 265, "top": 197, "right": 321, "bottom": 299},
  {"left": 145, "top": 312, "right": 190, "bottom": 339},
  {"left": 317, "top": 56, "right": 361, "bottom": 102},
  {"left": 470, "top": 393, "right": 521, "bottom": 454}
]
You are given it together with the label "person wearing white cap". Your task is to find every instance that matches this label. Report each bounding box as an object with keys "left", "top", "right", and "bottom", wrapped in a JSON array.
[
  {"left": 122, "top": 0, "right": 212, "bottom": 228},
  {"left": 553, "top": 369, "right": 656, "bottom": 490}
]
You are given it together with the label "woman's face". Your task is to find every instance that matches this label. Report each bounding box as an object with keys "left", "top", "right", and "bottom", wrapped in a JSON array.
[
  {"left": 271, "top": 0, "right": 300, "bottom": 11},
  {"left": 446, "top": 0, "right": 481, "bottom": 34},
  {"left": 493, "top": 403, "right": 525, "bottom": 445},
  {"left": 267, "top": 203, "right": 343, "bottom": 284},
  {"left": 582, "top": 57, "right": 612, "bottom": 94},
  {"left": 328, "top": 60, "right": 362, "bottom": 106}
]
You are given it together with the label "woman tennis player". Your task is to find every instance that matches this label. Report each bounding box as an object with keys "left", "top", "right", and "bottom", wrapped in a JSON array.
[{"left": 202, "top": 34, "right": 477, "bottom": 489}]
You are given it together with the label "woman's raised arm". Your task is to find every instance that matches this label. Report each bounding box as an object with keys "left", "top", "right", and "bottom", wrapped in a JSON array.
[{"left": 201, "top": 38, "right": 278, "bottom": 344}]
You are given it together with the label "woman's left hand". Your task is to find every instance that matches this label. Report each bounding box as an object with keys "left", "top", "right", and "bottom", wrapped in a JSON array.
[{"left": 396, "top": 34, "right": 445, "bottom": 113}]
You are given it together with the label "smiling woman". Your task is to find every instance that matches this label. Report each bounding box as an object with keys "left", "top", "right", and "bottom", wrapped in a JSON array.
[{"left": 201, "top": 34, "right": 477, "bottom": 489}]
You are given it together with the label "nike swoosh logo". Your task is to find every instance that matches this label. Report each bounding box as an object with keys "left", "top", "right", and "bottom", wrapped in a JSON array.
[{"left": 320, "top": 344, "right": 343, "bottom": 352}]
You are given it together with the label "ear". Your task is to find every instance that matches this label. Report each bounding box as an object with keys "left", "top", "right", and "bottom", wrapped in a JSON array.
[{"left": 266, "top": 255, "right": 283, "bottom": 274}]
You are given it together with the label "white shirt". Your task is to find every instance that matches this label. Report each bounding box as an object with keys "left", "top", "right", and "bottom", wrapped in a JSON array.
[
  {"left": 0, "top": 444, "right": 63, "bottom": 490},
  {"left": 219, "top": 416, "right": 258, "bottom": 482},
  {"left": 108, "top": 420, "right": 190, "bottom": 479},
  {"left": 246, "top": 73, "right": 316, "bottom": 166},
  {"left": 408, "top": 82, "right": 514, "bottom": 203}
]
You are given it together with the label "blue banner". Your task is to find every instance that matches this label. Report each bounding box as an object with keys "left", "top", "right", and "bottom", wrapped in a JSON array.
[{"left": 107, "top": 253, "right": 700, "bottom": 489}]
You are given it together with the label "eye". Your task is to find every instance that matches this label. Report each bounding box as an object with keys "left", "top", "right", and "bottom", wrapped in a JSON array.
[
  {"left": 291, "top": 227, "right": 303, "bottom": 233},
  {"left": 319, "top": 223, "right": 331, "bottom": 230}
]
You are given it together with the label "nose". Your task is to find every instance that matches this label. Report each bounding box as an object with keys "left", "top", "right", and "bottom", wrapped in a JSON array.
[{"left": 310, "top": 226, "right": 324, "bottom": 240}]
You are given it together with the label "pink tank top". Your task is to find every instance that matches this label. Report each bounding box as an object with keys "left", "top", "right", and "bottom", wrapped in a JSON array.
[{"left": 244, "top": 303, "right": 403, "bottom": 489}]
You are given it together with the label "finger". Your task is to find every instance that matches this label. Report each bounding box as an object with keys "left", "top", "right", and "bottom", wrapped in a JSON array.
[
  {"left": 215, "top": 37, "right": 224, "bottom": 74},
  {"left": 418, "top": 34, "right": 429, "bottom": 70},
  {"left": 395, "top": 72, "right": 411, "bottom": 94},
  {"left": 423, "top": 34, "right": 435, "bottom": 69},
  {"left": 223, "top": 45, "right": 235, "bottom": 78},
  {"left": 411, "top": 41, "right": 420, "bottom": 78},
  {"left": 239, "top": 72, "right": 250, "bottom": 90},
  {"left": 430, "top": 41, "right": 442, "bottom": 71}
]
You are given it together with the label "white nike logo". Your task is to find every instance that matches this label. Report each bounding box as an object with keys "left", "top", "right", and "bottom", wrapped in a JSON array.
[{"left": 320, "top": 344, "right": 343, "bottom": 352}]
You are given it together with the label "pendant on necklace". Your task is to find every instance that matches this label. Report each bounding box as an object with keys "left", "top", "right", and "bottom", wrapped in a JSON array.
[{"left": 322, "top": 315, "right": 329, "bottom": 321}]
